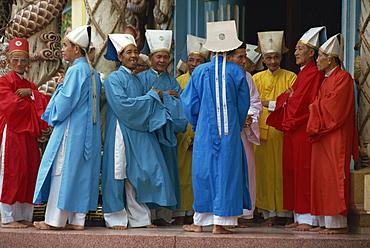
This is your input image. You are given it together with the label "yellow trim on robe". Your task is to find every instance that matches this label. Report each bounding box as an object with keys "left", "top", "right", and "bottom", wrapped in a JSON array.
[
  {"left": 176, "top": 72, "right": 194, "bottom": 211},
  {"left": 252, "top": 69, "right": 297, "bottom": 212}
]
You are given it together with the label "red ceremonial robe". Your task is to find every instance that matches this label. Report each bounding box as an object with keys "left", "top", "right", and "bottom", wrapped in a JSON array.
[
  {"left": 267, "top": 60, "right": 324, "bottom": 213},
  {"left": 307, "top": 66, "right": 358, "bottom": 217},
  {"left": 0, "top": 71, "right": 49, "bottom": 205}
]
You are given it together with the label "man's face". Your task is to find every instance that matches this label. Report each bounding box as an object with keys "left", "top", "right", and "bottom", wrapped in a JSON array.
[
  {"left": 227, "top": 48, "right": 247, "bottom": 71},
  {"left": 133, "top": 57, "right": 149, "bottom": 74},
  {"left": 316, "top": 50, "right": 330, "bottom": 72},
  {"left": 7, "top": 51, "right": 30, "bottom": 74},
  {"left": 149, "top": 51, "right": 170, "bottom": 73},
  {"left": 186, "top": 54, "right": 206, "bottom": 74},
  {"left": 262, "top": 52, "right": 282, "bottom": 72},
  {"left": 118, "top": 44, "right": 138, "bottom": 70},
  {"left": 294, "top": 41, "right": 314, "bottom": 66},
  {"left": 61, "top": 38, "right": 77, "bottom": 63}
]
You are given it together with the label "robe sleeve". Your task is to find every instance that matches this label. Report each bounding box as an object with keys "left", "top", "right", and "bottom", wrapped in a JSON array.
[
  {"left": 281, "top": 69, "right": 323, "bottom": 131},
  {"left": 237, "top": 70, "right": 250, "bottom": 131},
  {"left": 41, "top": 67, "right": 86, "bottom": 126},
  {"left": 162, "top": 77, "right": 187, "bottom": 133},
  {"left": 105, "top": 73, "right": 169, "bottom": 132},
  {"left": 307, "top": 71, "right": 354, "bottom": 141},
  {"left": 246, "top": 72, "right": 262, "bottom": 122},
  {"left": 0, "top": 75, "right": 47, "bottom": 137},
  {"left": 181, "top": 73, "right": 200, "bottom": 132}
]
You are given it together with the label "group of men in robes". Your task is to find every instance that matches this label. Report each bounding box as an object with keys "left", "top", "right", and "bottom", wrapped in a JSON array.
[{"left": 0, "top": 20, "right": 358, "bottom": 235}]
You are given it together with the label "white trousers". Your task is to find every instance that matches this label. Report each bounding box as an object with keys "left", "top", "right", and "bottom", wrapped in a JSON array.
[
  {"left": 151, "top": 207, "right": 173, "bottom": 223},
  {"left": 193, "top": 212, "right": 238, "bottom": 226},
  {"left": 262, "top": 209, "right": 292, "bottom": 219},
  {"left": 104, "top": 179, "right": 151, "bottom": 228},
  {"left": 294, "top": 213, "right": 319, "bottom": 226},
  {"left": 317, "top": 215, "right": 347, "bottom": 228},
  {"left": 44, "top": 174, "right": 86, "bottom": 227}
]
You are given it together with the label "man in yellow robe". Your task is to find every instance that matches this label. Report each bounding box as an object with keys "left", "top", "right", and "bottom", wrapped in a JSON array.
[
  {"left": 174, "top": 34, "right": 208, "bottom": 225},
  {"left": 253, "top": 31, "right": 297, "bottom": 226}
]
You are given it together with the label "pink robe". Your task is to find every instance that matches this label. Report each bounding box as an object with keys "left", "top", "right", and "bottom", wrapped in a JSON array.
[{"left": 241, "top": 72, "right": 262, "bottom": 217}]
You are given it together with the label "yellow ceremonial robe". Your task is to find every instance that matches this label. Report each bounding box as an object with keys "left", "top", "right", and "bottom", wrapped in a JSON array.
[
  {"left": 253, "top": 69, "right": 296, "bottom": 212},
  {"left": 176, "top": 72, "right": 194, "bottom": 211}
]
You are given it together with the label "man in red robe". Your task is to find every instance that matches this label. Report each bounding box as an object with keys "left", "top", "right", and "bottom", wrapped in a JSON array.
[
  {"left": 0, "top": 38, "right": 49, "bottom": 228},
  {"left": 307, "top": 34, "right": 358, "bottom": 234},
  {"left": 267, "top": 27, "right": 326, "bottom": 231}
]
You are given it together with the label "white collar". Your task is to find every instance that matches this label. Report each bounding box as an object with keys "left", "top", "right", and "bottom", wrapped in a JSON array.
[
  {"left": 121, "top": 65, "right": 133, "bottom": 75},
  {"left": 268, "top": 67, "right": 280, "bottom": 76}
]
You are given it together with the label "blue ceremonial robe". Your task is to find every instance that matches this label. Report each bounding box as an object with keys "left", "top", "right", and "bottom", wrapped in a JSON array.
[
  {"left": 33, "top": 57, "right": 102, "bottom": 213},
  {"left": 102, "top": 66, "right": 177, "bottom": 213},
  {"left": 138, "top": 69, "right": 187, "bottom": 209},
  {"left": 181, "top": 56, "right": 251, "bottom": 217}
]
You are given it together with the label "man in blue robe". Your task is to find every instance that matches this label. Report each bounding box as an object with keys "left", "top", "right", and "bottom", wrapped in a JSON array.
[
  {"left": 181, "top": 21, "right": 251, "bottom": 234},
  {"left": 138, "top": 29, "right": 187, "bottom": 226},
  {"left": 33, "top": 25, "right": 101, "bottom": 230},
  {"left": 101, "top": 34, "right": 177, "bottom": 229}
]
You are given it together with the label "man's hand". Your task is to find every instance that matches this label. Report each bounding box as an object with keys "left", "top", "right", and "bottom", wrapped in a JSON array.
[
  {"left": 15, "top": 88, "right": 32, "bottom": 97},
  {"left": 309, "top": 104, "right": 312, "bottom": 110},
  {"left": 286, "top": 87, "right": 294, "bottom": 97},
  {"left": 57, "top": 76, "right": 64, "bottom": 86},
  {"left": 244, "top": 114, "right": 254, "bottom": 128},
  {"left": 261, "top": 101, "right": 269, "bottom": 108},
  {"left": 166, "top": 90, "right": 179, "bottom": 98},
  {"left": 152, "top": 87, "right": 163, "bottom": 99}
]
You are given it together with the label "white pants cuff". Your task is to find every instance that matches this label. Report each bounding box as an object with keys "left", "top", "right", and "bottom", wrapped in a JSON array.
[
  {"left": 193, "top": 212, "right": 238, "bottom": 226},
  {"left": 0, "top": 202, "right": 34, "bottom": 223},
  {"left": 104, "top": 209, "right": 128, "bottom": 228}
]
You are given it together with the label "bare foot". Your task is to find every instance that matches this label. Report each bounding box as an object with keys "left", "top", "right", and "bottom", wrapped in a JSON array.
[
  {"left": 285, "top": 221, "right": 298, "bottom": 228},
  {"left": 152, "top": 218, "right": 171, "bottom": 226},
  {"left": 212, "top": 225, "right": 233, "bottom": 234},
  {"left": 261, "top": 217, "right": 276, "bottom": 227},
  {"left": 109, "top": 225, "right": 127, "bottom": 230},
  {"left": 309, "top": 226, "right": 325, "bottom": 232},
  {"left": 172, "top": 216, "right": 185, "bottom": 225},
  {"left": 319, "top": 227, "right": 348, "bottom": 234},
  {"left": 222, "top": 225, "right": 235, "bottom": 229},
  {"left": 33, "top": 221, "right": 62, "bottom": 230},
  {"left": 2, "top": 221, "right": 27, "bottom": 228},
  {"left": 182, "top": 224, "right": 203, "bottom": 232},
  {"left": 145, "top": 224, "right": 157, "bottom": 228},
  {"left": 64, "top": 224, "right": 84, "bottom": 230},
  {"left": 292, "top": 223, "right": 312, "bottom": 231},
  {"left": 19, "top": 220, "right": 33, "bottom": 227}
]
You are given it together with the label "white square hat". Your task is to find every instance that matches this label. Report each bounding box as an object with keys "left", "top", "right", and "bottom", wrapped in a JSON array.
[
  {"left": 187, "top": 34, "right": 209, "bottom": 59},
  {"left": 255, "top": 31, "right": 289, "bottom": 55},
  {"left": 319, "top": 33, "right": 344, "bottom": 62},
  {"left": 203, "top": 20, "right": 242, "bottom": 53},
  {"left": 246, "top": 44, "right": 263, "bottom": 71},
  {"left": 145, "top": 29, "right": 172, "bottom": 54},
  {"left": 104, "top": 34, "right": 137, "bottom": 62},
  {"left": 66, "top": 25, "right": 91, "bottom": 52},
  {"left": 299, "top": 26, "right": 327, "bottom": 49}
]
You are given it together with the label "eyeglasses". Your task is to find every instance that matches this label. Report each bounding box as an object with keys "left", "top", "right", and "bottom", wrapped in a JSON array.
[{"left": 10, "top": 58, "right": 29, "bottom": 65}]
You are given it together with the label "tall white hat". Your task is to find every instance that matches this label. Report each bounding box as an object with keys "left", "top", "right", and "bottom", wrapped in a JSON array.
[
  {"left": 139, "top": 53, "right": 151, "bottom": 67},
  {"left": 246, "top": 44, "right": 263, "bottom": 71},
  {"left": 145, "top": 29, "right": 172, "bottom": 54},
  {"left": 299, "top": 26, "right": 327, "bottom": 49},
  {"left": 203, "top": 20, "right": 242, "bottom": 53},
  {"left": 66, "top": 25, "right": 91, "bottom": 52},
  {"left": 187, "top": 34, "right": 209, "bottom": 59},
  {"left": 104, "top": 34, "right": 137, "bottom": 62},
  {"left": 319, "top": 33, "right": 344, "bottom": 62},
  {"left": 255, "top": 31, "right": 289, "bottom": 55}
]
